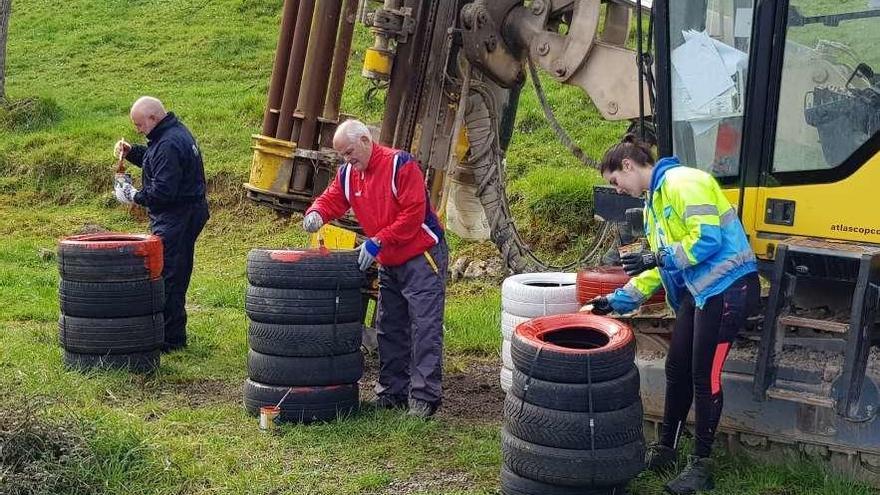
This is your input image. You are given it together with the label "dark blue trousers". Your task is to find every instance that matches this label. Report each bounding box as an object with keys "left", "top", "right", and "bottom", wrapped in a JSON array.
[
  {"left": 375, "top": 239, "right": 448, "bottom": 405},
  {"left": 150, "top": 201, "right": 209, "bottom": 347}
]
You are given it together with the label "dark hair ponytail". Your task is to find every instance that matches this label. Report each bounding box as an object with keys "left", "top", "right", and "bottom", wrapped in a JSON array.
[{"left": 599, "top": 133, "right": 656, "bottom": 174}]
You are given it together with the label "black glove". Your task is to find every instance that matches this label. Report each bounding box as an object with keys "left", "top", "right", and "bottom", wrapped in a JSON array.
[
  {"left": 621, "top": 250, "right": 667, "bottom": 276},
  {"left": 588, "top": 296, "right": 614, "bottom": 315}
]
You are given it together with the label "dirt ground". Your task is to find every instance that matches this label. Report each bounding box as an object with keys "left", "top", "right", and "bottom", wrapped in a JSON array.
[
  {"left": 161, "top": 351, "right": 505, "bottom": 424},
  {"left": 167, "top": 378, "right": 243, "bottom": 408},
  {"left": 360, "top": 353, "right": 504, "bottom": 423}
]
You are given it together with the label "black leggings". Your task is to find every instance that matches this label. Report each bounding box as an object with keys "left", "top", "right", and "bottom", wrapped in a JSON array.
[{"left": 659, "top": 272, "right": 759, "bottom": 458}]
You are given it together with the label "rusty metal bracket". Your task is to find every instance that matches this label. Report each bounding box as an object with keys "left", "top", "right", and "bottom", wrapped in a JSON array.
[
  {"left": 459, "top": 0, "right": 526, "bottom": 88},
  {"left": 365, "top": 6, "right": 415, "bottom": 43}
]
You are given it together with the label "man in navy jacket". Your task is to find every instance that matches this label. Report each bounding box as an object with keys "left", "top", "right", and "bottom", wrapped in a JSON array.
[{"left": 114, "top": 96, "right": 209, "bottom": 351}]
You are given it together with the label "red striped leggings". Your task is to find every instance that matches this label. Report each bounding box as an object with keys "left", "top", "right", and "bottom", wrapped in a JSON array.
[{"left": 659, "top": 272, "right": 760, "bottom": 458}]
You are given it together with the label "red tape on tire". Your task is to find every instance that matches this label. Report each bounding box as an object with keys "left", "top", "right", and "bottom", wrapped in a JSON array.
[
  {"left": 576, "top": 266, "right": 665, "bottom": 305},
  {"left": 61, "top": 233, "right": 164, "bottom": 280},
  {"left": 267, "top": 248, "right": 331, "bottom": 263},
  {"left": 514, "top": 313, "right": 634, "bottom": 356}
]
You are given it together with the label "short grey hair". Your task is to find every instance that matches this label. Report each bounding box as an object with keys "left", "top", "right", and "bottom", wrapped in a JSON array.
[{"left": 335, "top": 119, "right": 372, "bottom": 144}]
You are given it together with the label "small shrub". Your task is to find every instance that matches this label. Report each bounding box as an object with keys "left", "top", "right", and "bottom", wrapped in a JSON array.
[
  {"left": 0, "top": 392, "right": 184, "bottom": 495},
  {"left": 0, "top": 97, "right": 62, "bottom": 132},
  {"left": 0, "top": 394, "right": 96, "bottom": 495}
]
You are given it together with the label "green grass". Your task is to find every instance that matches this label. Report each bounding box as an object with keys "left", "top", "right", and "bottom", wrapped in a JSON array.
[{"left": 0, "top": 195, "right": 874, "bottom": 495}]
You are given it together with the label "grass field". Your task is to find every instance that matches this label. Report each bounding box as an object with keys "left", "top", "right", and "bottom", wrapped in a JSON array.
[{"left": 1, "top": 0, "right": 877, "bottom": 494}]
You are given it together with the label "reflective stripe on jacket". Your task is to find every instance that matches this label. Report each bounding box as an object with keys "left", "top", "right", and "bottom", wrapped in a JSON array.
[
  {"left": 306, "top": 143, "right": 444, "bottom": 267},
  {"left": 609, "top": 157, "right": 757, "bottom": 313}
]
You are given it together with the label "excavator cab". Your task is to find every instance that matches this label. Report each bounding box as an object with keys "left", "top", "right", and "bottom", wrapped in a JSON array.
[{"left": 638, "top": 0, "right": 880, "bottom": 483}]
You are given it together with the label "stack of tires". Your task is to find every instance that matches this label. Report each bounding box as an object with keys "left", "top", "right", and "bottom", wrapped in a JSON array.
[
  {"left": 576, "top": 266, "right": 666, "bottom": 306},
  {"left": 500, "top": 273, "right": 579, "bottom": 392},
  {"left": 58, "top": 233, "right": 165, "bottom": 373},
  {"left": 243, "top": 248, "right": 365, "bottom": 423},
  {"left": 502, "top": 314, "right": 645, "bottom": 494}
]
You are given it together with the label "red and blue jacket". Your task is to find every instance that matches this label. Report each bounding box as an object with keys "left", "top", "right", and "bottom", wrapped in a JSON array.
[{"left": 306, "top": 143, "right": 444, "bottom": 267}]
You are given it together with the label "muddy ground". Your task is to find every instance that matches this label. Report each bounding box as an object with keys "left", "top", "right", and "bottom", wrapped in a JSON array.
[
  {"left": 157, "top": 352, "right": 505, "bottom": 424},
  {"left": 359, "top": 353, "right": 505, "bottom": 423}
]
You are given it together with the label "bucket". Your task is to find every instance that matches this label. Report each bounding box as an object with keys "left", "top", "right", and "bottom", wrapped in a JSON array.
[
  {"left": 247, "top": 134, "right": 296, "bottom": 192},
  {"left": 259, "top": 405, "right": 281, "bottom": 431}
]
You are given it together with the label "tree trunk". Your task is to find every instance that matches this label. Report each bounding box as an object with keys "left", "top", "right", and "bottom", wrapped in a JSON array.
[{"left": 0, "top": 0, "right": 11, "bottom": 101}]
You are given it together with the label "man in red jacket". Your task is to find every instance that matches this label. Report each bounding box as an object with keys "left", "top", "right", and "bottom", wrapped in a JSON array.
[{"left": 303, "top": 119, "right": 448, "bottom": 419}]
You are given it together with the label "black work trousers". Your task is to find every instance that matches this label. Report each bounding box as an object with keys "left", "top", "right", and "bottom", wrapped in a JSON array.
[
  {"left": 150, "top": 201, "right": 209, "bottom": 347},
  {"left": 659, "top": 272, "right": 759, "bottom": 458}
]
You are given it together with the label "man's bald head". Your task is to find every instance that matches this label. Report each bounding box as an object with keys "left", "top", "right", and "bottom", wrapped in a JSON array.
[{"left": 130, "top": 96, "right": 168, "bottom": 135}]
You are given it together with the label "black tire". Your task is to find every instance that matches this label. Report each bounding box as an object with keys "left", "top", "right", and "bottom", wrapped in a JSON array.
[
  {"left": 247, "top": 350, "right": 363, "bottom": 386},
  {"left": 511, "top": 315, "right": 635, "bottom": 383},
  {"left": 500, "top": 465, "right": 623, "bottom": 495},
  {"left": 510, "top": 365, "right": 640, "bottom": 413},
  {"left": 245, "top": 286, "right": 363, "bottom": 325},
  {"left": 246, "top": 249, "right": 364, "bottom": 290},
  {"left": 504, "top": 395, "right": 644, "bottom": 450},
  {"left": 502, "top": 429, "right": 645, "bottom": 488},
  {"left": 59, "top": 279, "right": 164, "bottom": 318},
  {"left": 248, "top": 321, "right": 362, "bottom": 357},
  {"left": 59, "top": 314, "right": 164, "bottom": 354},
  {"left": 63, "top": 350, "right": 159, "bottom": 374},
  {"left": 58, "top": 234, "right": 163, "bottom": 282},
  {"left": 242, "top": 379, "right": 359, "bottom": 423}
]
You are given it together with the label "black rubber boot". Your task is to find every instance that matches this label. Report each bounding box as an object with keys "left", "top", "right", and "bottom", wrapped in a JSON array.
[
  {"left": 665, "top": 455, "right": 715, "bottom": 494},
  {"left": 406, "top": 398, "right": 439, "bottom": 419},
  {"left": 371, "top": 395, "right": 407, "bottom": 410},
  {"left": 645, "top": 442, "right": 677, "bottom": 472}
]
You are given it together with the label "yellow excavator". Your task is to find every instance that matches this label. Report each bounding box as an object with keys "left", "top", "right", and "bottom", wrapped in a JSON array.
[{"left": 243, "top": 0, "right": 880, "bottom": 485}]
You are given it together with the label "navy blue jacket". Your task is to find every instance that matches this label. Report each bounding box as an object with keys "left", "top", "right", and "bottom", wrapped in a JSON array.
[{"left": 126, "top": 113, "right": 207, "bottom": 211}]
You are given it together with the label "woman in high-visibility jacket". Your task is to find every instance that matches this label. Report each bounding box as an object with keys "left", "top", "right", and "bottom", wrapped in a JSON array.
[{"left": 589, "top": 134, "right": 759, "bottom": 495}]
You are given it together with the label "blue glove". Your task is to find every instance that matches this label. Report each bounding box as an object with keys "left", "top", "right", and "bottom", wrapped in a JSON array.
[
  {"left": 621, "top": 249, "right": 668, "bottom": 276},
  {"left": 358, "top": 238, "right": 381, "bottom": 271}
]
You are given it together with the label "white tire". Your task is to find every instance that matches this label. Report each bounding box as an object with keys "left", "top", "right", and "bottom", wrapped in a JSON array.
[
  {"left": 500, "top": 366, "right": 513, "bottom": 392},
  {"left": 502, "top": 339, "right": 513, "bottom": 369},
  {"left": 501, "top": 272, "right": 579, "bottom": 318},
  {"left": 501, "top": 311, "right": 531, "bottom": 341}
]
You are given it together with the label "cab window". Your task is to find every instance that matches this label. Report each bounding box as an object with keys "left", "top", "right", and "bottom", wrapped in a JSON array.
[
  {"left": 771, "top": 1, "right": 880, "bottom": 173},
  {"left": 669, "top": 0, "right": 755, "bottom": 179}
]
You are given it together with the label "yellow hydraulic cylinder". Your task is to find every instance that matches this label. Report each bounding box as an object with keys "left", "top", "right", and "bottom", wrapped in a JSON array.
[{"left": 362, "top": 46, "right": 393, "bottom": 81}]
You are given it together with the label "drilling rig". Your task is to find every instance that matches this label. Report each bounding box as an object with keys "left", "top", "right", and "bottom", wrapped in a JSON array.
[{"left": 244, "top": 0, "right": 880, "bottom": 484}]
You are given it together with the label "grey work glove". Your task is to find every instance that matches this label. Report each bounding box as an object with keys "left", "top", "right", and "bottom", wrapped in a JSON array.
[
  {"left": 302, "top": 211, "right": 323, "bottom": 233},
  {"left": 357, "top": 238, "right": 381, "bottom": 271},
  {"left": 114, "top": 182, "right": 138, "bottom": 205}
]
